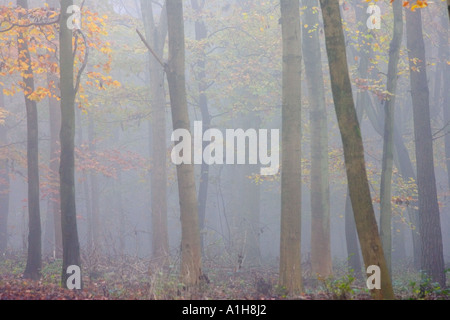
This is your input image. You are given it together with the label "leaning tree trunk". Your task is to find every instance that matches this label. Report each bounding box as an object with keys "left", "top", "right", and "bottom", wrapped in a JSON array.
[
  {"left": 18, "top": 0, "right": 42, "bottom": 281},
  {"left": 319, "top": 0, "right": 394, "bottom": 300},
  {"left": 166, "top": 0, "right": 202, "bottom": 287},
  {"left": 0, "top": 88, "right": 9, "bottom": 260},
  {"left": 279, "top": 0, "right": 303, "bottom": 295},
  {"left": 379, "top": 0, "right": 403, "bottom": 277},
  {"left": 405, "top": 7, "right": 446, "bottom": 287},
  {"left": 140, "top": 0, "right": 169, "bottom": 263},
  {"left": 302, "top": 0, "right": 332, "bottom": 279},
  {"left": 60, "top": 0, "right": 82, "bottom": 289}
]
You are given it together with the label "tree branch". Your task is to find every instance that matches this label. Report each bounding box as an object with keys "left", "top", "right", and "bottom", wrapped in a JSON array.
[
  {"left": 136, "top": 28, "right": 166, "bottom": 69},
  {"left": 74, "top": 29, "right": 89, "bottom": 95}
]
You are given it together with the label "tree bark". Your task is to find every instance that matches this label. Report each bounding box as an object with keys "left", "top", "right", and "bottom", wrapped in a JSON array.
[
  {"left": 141, "top": 0, "right": 169, "bottom": 263},
  {"left": 17, "top": 0, "right": 42, "bottom": 281},
  {"left": 405, "top": 8, "right": 446, "bottom": 287},
  {"left": 319, "top": 0, "right": 394, "bottom": 300},
  {"left": 279, "top": 0, "right": 303, "bottom": 295},
  {"left": 166, "top": 0, "right": 202, "bottom": 287},
  {"left": 345, "top": 191, "right": 362, "bottom": 278},
  {"left": 302, "top": 0, "right": 332, "bottom": 279},
  {"left": 379, "top": 0, "right": 403, "bottom": 277},
  {"left": 60, "top": 0, "right": 82, "bottom": 289}
]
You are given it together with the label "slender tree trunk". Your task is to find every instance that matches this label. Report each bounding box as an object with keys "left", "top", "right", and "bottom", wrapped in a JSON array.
[
  {"left": 379, "top": 0, "right": 403, "bottom": 276},
  {"left": 166, "top": 0, "right": 202, "bottom": 286},
  {"left": 319, "top": 0, "right": 394, "bottom": 300},
  {"left": 141, "top": 0, "right": 169, "bottom": 263},
  {"left": 279, "top": 0, "right": 303, "bottom": 295},
  {"left": 47, "top": 71, "right": 63, "bottom": 259},
  {"left": 393, "top": 124, "right": 421, "bottom": 269},
  {"left": 0, "top": 88, "right": 9, "bottom": 259},
  {"left": 60, "top": 0, "right": 82, "bottom": 289},
  {"left": 406, "top": 8, "right": 446, "bottom": 287},
  {"left": 88, "top": 116, "right": 100, "bottom": 252},
  {"left": 191, "top": 0, "right": 211, "bottom": 256},
  {"left": 365, "top": 85, "right": 422, "bottom": 269},
  {"left": 17, "top": 0, "right": 42, "bottom": 281},
  {"left": 302, "top": 0, "right": 332, "bottom": 279}
]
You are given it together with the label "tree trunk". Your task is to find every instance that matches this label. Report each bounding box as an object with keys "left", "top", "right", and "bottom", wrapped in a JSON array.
[
  {"left": 47, "top": 70, "right": 63, "bottom": 259},
  {"left": 343, "top": 3, "right": 371, "bottom": 279},
  {"left": 141, "top": 0, "right": 169, "bottom": 263},
  {"left": 345, "top": 191, "right": 362, "bottom": 278},
  {"left": 0, "top": 88, "right": 9, "bottom": 260},
  {"left": 60, "top": 0, "right": 82, "bottom": 289},
  {"left": 365, "top": 82, "right": 422, "bottom": 270},
  {"left": 279, "top": 0, "right": 303, "bottom": 295},
  {"left": 405, "top": 8, "right": 446, "bottom": 287},
  {"left": 319, "top": 0, "right": 394, "bottom": 300},
  {"left": 379, "top": 0, "right": 403, "bottom": 276},
  {"left": 88, "top": 116, "right": 100, "bottom": 252},
  {"left": 191, "top": 0, "right": 212, "bottom": 256},
  {"left": 393, "top": 124, "right": 421, "bottom": 269},
  {"left": 17, "top": 0, "right": 42, "bottom": 281},
  {"left": 302, "top": 0, "right": 332, "bottom": 279},
  {"left": 166, "top": 0, "right": 202, "bottom": 287}
]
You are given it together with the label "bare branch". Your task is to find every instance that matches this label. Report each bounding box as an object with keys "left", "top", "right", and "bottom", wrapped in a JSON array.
[
  {"left": 136, "top": 28, "right": 165, "bottom": 69},
  {"left": 74, "top": 29, "right": 89, "bottom": 95}
]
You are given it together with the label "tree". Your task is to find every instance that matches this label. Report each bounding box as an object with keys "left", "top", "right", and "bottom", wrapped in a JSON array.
[
  {"left": 319, "top": 0, "right": 394, "bottom": 300},
  {"left": 60, "top": 0, "right": 82, "bottom": 289},
  {"left": 379, "top": 0, "right": 403, "bottom": 276},
  {"left": 279, "top": 0, "right": 303, "bottom": 295},
  {"left": 140, "top": 0, "right": 169, "bottom": 263},
  {"left": 166, "top": 0, "right": 202, "bottom": 287},
  {"left": 190, "top": 0, "right": 212, "bottom": 256},
  {"left": 47, "top": 40, "right": 63, "bottom": 258},
  {"left": 17, "top": 0, "right": 42, "bottom": 281},
  {"left": 0, "top": 88, "right": 9, "bottom": 260},
  {"left": 405, "top": 6, "right": 446, "bottom": 287},
  {"left": 301, "top": 0, "right": 332, "bottom": 279}
]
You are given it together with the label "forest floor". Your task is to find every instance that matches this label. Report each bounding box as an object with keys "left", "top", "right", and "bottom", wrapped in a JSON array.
[{"left": 0, "top": 254, "right": 449, "bottom": 300}]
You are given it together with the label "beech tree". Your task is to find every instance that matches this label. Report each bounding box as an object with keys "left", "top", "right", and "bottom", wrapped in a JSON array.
[
  {"left": 17, "top": 0, "right": 41, "bottom": 281},
  {"left": 60, "top": 0, "right": 82, "bottom": 289},
  {"left": 319, "top": 0, "right": 394, "bottom": 300},
  {"left": 279, "top": 0, "right": 303, "bottom": 294},
  {"left": 302, "top": 0, "right": 332, "bottom": 278},
  {"left": 405, "top": 5, "right": 446, "bottom": 287},
  {"left": 140, "top": 0, "right": 169, "bottom": 263},
  {"left": 166, "top": 0, "right": 202, "bottom": 287},
  {"left": 379, "top": 0, "right": 403, "bottom": 276}
]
